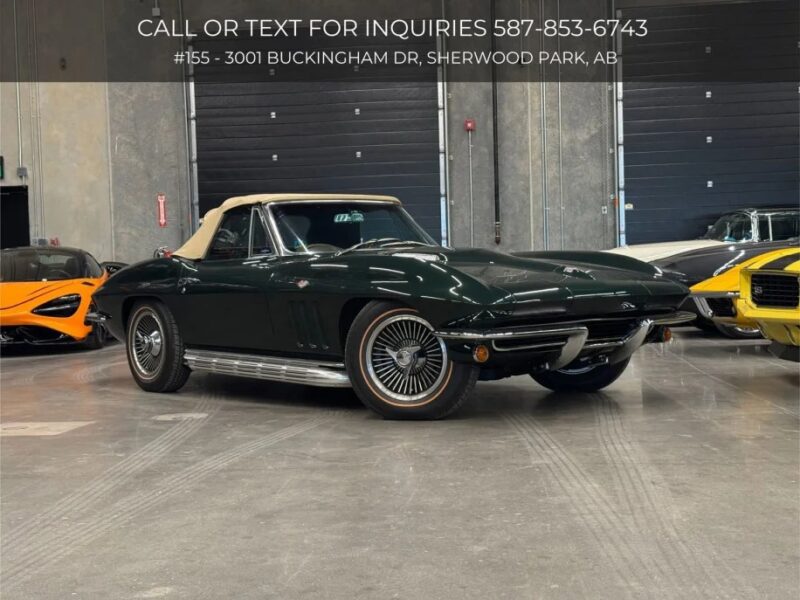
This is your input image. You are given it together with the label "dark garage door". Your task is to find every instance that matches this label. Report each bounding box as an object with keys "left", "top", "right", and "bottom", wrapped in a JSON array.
[
  {"left": 621, "top": 0, "right": 799, "bottom": 244},
  {"left": 191, "top": 37, "right": 443, "bottom": 241}
]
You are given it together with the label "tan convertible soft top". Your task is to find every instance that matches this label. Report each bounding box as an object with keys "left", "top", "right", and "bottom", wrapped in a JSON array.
[{"left": 174, "top": 194, "right": 401, "bottom": 260}]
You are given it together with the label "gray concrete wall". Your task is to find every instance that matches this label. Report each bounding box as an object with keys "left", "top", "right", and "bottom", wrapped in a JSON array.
[
  {"left": 1, "top": 0, "right": 114, "bottom": 259},
  {"left": 443, "top": 0, "right": 616, "bottom": 251},
  {"left": 1, "top": 0, "right": 190, "bottom": 262},
  {"left": 1, "top": 0, "right": 40, "bottom": 243},
  {"left": 105, "top": 82, "right": 191, "bottom": 262},
  {"left": 2, "top": 0, "right": 619, "bottom": 260}
]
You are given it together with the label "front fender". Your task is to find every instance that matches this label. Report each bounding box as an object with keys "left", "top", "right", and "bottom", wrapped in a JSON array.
[{"left": 301, "top": 253, "right": 510, "bottom": 331}]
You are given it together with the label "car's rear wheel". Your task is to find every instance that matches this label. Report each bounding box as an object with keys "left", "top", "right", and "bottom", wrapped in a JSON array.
[
  {"left": 345, "top": 302, "right": 477, "bottom": 419},
  {"left": 126, "top": 301, "right": 190, "bottom": 393},
  {"left": 531, "top": 358, "right": 631, "bottom": 393}
]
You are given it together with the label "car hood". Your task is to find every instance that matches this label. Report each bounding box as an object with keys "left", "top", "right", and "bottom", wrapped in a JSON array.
[
  {"left": 0, "top": 280, "right": 86, "bottom": 310},
  {"left": 652, "top": 240, "right": 792, "bottom": 287},
  {"left": 606, "top": 240, "right": 726, "bottom": 262},
  {"left": 388, "top": 247, "right": 684, "bottom": 303}
]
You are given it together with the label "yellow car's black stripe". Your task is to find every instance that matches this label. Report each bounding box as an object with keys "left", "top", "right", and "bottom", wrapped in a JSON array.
[{"left": 760, "top": 251, "right": 800, "bottom": 271}]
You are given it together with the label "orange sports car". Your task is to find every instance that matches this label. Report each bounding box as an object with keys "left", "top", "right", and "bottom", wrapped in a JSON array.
[{"left": 0, "top": 246, "right": 122, "bottom": 348}]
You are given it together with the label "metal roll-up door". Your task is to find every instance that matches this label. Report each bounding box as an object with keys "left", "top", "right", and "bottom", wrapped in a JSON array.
[
  {"left": 619, "top": 1, "right": 799, "bottom": 244},
  {"left": 190, "top": 35, "right": 444, "bottom": 241}
]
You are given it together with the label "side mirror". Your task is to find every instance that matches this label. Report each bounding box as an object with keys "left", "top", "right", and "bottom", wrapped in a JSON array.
[
  {"left": 153, "top": 246, "right": 173, "bottom": 258},
  {"left": 101, "top": 261, "right": 126, "bottom": 275}
]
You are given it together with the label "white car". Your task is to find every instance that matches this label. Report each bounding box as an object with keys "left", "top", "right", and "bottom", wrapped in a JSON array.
[{"left": 609, "top": 208, "right": 800, "bottom": 262}]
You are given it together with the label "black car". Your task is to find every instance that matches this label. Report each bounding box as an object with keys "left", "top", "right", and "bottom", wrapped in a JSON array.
[{"left": 92, "top": 194, "right": 692, "bottom": 420}]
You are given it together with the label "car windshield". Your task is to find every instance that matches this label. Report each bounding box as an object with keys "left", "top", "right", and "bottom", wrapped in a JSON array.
[
  {"left": 0, "top": 249, "right": 84, "bottom": 282},
  {"left": 270, "top": 202, "right": 436, "bottom": 253},
  {"left": 703, "top": 214, "right": 753, "bottom": 242}
]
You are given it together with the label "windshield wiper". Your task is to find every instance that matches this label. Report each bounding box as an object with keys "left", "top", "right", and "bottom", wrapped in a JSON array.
[
  {"left": 336, "top": 239, "right": 435, "bottom": 256},
  {"left": 335, "top": 238, "right": 401, "bottom": 256},
  {"left": 379, "top": 241, "right": 433, "bottom": 249}
]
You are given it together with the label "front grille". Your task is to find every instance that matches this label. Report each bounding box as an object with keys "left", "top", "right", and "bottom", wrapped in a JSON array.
[
  {"left": 492, "top": 335, "right": 567, "bottom": 352},
  {"left": 485, "top": 319, "right": 638, "bottom": 352},
  {"left": 751, "top": 273, "right": 799, "bottom": 308},
  {"left": 586, "top": 320, "right": 637, "bottom": 342},
  {"left": 0, "top": 326, "right": 71, "bottom": 344}
]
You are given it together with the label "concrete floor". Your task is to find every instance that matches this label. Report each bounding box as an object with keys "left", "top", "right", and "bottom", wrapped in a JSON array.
[{"left": 1, "top": 330, "right": 798, "bottom": 599}]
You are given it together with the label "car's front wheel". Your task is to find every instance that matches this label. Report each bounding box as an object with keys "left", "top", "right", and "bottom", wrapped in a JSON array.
[
  {"left": 345, "top": 302, "right": 477, "bottom": 419},
  {"left": 80, "top": 323, "right": 107, "bottom": 350},
  {"left": 531, "top": 358, "right": 631, "bottom": 393},
  {"left": 693, "top": 316, "right": 718, "bottom": 333},
  {"left": 126, "top": 301, "right": 190, "bottom": 393},
  {"left": 713, "top": 322, "right": 762, "bottom": 340}
]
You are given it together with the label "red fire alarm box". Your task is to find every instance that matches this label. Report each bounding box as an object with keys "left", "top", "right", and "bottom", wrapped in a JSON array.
[
  {"left": 464, "top": 119, "right": 476, "bottom": 132},
  {"left": 157, "top": 193, "right": 167, "bottom": 228}
]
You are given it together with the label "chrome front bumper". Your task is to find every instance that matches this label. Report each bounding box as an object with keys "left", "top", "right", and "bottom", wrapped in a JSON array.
[{"left": 434, "top": 311, "right": 695, "bottom": 371}]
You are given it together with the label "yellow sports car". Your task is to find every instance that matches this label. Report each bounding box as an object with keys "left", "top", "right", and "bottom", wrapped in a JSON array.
[
  {"left": 692, "top": 247, "right": 800, "bottom": 361},
  {"left": 0, "top": 246, "right": 122, "bottom": 349}
]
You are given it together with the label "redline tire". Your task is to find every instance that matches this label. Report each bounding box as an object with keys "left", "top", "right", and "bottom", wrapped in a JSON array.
[
  {"left": 345, "top": 301, "right": 477, "bottom": 419},
  {"left": 125, "top": 301, "right": 190, "bottom": 393}
]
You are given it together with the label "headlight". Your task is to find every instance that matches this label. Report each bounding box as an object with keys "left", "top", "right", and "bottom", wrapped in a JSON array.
[{"left": 32, "top": 294, "right": 82, "bottom": 317}]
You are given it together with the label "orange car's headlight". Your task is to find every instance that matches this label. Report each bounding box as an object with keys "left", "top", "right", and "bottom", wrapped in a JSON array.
[{"left": 32, "top": 294, "right": 82, "bottom": 317}]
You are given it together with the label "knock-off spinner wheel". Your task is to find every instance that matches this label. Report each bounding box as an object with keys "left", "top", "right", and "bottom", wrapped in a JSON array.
[
  {"left": 129, "top": 307, "right": 166, "bottom": 380},
  {"left": 365, "top": 314, "right": 448, "bottom": 403},
  {"left": 346, "top": 302, "right": 477, "bottom": 420}
]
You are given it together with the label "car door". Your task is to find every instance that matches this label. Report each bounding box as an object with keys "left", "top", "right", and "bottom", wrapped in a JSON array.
[{"left": 177, "top": 205, "right": 279, "bottom": 351}]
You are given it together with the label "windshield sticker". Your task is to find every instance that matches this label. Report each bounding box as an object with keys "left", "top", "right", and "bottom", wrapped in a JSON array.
[{"left": 334, "top": 211, "right": 364, "bottom": 224}]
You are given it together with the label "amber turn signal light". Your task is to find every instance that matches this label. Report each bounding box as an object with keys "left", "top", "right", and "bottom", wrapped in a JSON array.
[
  {"left": 663, "top": 327, "right": 672, "bottom": 343},
  {"left": 473, "top": 344, "right": 490, "bottom": 363}
]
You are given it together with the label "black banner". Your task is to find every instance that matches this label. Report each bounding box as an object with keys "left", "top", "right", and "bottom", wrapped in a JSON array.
[{"left": 1, "top": 1, "right": 797, "bottom": 82}]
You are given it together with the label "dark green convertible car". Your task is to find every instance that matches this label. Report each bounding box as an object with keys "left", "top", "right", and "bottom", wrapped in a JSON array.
[{"left": 92, "top": 194, "right": 692, "bottom": 419}]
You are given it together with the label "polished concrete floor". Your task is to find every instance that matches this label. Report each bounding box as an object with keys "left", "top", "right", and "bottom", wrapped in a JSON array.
[{"left": 1, "top": 330, "right": 798, "bottom": 599}]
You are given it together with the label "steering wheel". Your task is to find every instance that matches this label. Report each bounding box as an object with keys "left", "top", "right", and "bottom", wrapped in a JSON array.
[
  {"left": 45, "top": 269, "right": 72, "bottom": 280},
  {"left": 305, "top": 243, "right": 340, "bottom": 253}
]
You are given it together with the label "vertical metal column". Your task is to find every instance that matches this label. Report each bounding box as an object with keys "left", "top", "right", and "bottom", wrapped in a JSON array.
[
  {"left": 614, "top": 8, "right": 627, "bottom": 247},
  {"left": 490, "top": 0, "right": 501, "bottom": 244},
  {"left": 436, "top": 34, "right": 450, "bottom": 247},
  {"left": 467, "top": 129, "right": 475, "bottom": 246},
  {"left": 185, "top": 40, "right": 201, "bottom": 232},
  {"left": 539, "top": 0, "right": 549, "bottom": 249},
  {"left": 12, "top": 0, "right": 23, "bottom": 179}
]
